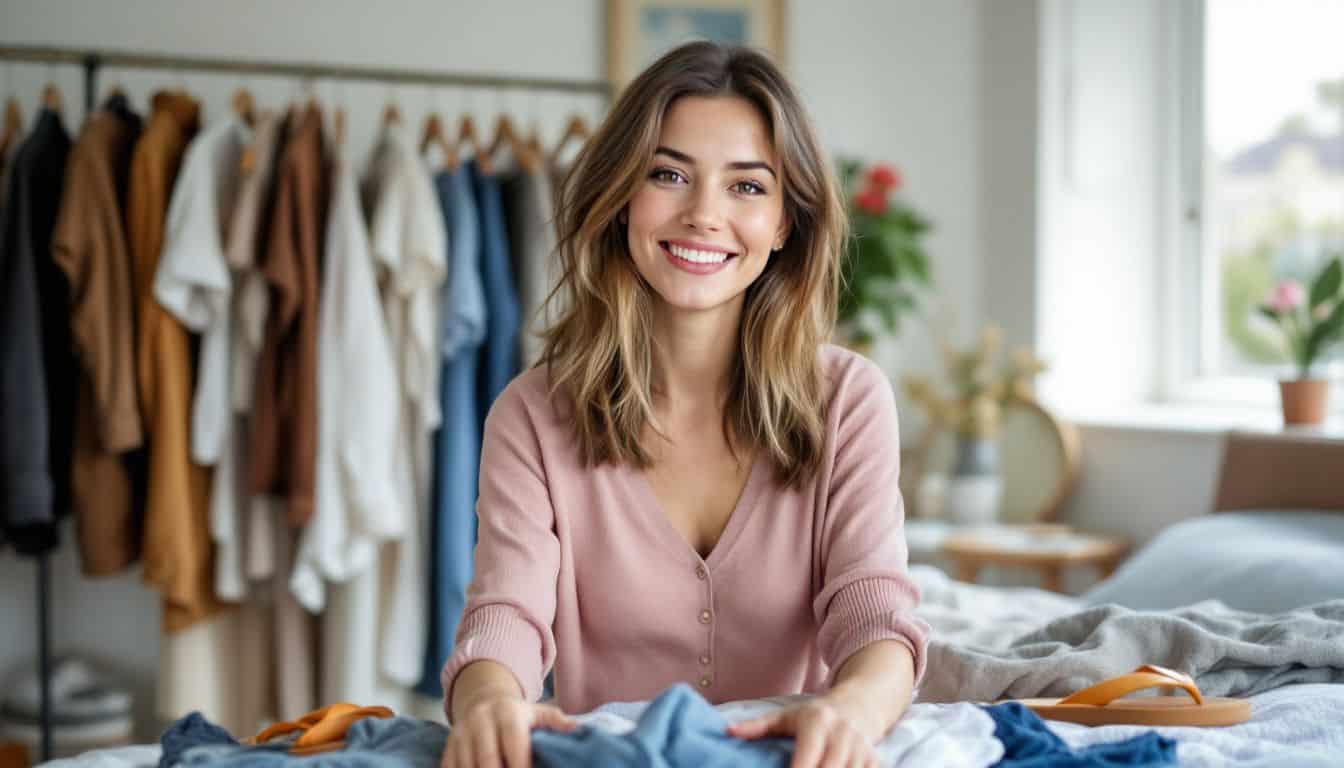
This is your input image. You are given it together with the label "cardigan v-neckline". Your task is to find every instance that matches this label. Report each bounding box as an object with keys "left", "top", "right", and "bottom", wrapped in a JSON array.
[{"left": 629, "top": 450, "right": 767, "bottom": 570}]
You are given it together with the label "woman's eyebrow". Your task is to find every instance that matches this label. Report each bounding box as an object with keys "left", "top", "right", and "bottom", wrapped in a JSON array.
[{"left": 654, "top": 146, "right": 777, "bottom": 180}]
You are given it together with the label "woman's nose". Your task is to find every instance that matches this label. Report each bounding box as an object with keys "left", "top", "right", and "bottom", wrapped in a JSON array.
[{"left": 680, "top": 186, "right": 724, "bottom": 231}]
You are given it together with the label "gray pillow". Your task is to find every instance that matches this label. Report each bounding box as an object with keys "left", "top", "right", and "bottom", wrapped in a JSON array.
[{"left": 1081, "top": 511, "right": 1344, "bottom": 613}]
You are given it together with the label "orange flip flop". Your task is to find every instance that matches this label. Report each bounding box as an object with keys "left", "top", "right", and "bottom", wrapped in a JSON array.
[
  {"left": 247, "top": 703, "right": 396, "bottom": 754},
  {"left": 1011, "top": 665, "right": 1251, "bottom": 727}
]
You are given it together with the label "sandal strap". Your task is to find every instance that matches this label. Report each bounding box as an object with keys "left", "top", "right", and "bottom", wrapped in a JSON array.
[
  {"left": 293, "top": 705, "right": 395, "bottom": 750},
  {"left": 1058, "top": 664, "right": 1204, "bottom": 707},
  {"left": 248, "top": 703, "right": 364, "bottom": 745}
]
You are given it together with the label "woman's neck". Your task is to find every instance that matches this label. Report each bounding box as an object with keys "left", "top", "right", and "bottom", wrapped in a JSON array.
[{"left": 650, "top": 299, "right": 742, "bottom": 412}]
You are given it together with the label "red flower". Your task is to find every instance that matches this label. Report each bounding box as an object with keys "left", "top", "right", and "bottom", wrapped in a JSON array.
[
  {"left": 866, "top": 164, "right": 902, "bottom": 192},
  {"left": 854, "top": 187, "right": 886, "bottom": 215}
]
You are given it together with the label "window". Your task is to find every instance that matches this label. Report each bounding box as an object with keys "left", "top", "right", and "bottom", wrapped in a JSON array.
[{"left": 1186, "top": 0, "right": 1344, "bottom": 397}]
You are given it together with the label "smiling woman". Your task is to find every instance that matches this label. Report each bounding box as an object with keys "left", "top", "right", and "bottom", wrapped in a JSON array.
[{"left": 440, "top": 41, "right": 927, "bottom": 768}]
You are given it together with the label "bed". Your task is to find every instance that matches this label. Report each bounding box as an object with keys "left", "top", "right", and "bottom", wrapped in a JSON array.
[{"left": 45, "top": 432, "right": 1344, "bottom": 767}]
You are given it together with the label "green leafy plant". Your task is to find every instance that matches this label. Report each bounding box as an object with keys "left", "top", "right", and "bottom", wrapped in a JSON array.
[
  {"left": 1256, "top": 255, "right": 1344, "bottom": 379},
  {"left": 836, "top": 157, "right": 933, "bottom": 346}
]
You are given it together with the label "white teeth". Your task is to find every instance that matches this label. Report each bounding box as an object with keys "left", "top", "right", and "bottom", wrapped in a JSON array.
[{"left": 667, "top": 243, "right": 730, "bottom": 264}]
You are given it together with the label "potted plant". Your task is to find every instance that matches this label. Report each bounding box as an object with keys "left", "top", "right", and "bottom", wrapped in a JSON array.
[
  {"left": 901, "top": 325, "right": 1048, "bottom": 524},
  {"left": 835, "top": 158, "right": 933, "bottom": 355},
  {"left": 1256, "top": 256, "right": 1344, "bottom": 425}
]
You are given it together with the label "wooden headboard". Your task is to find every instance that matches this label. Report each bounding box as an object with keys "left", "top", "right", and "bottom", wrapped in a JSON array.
[{"left": 1213, "top": 430, "right": 1344, "bottom": 512}]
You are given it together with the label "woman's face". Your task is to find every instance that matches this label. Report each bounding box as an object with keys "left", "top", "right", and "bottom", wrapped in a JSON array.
[{"left": 625, "top": 95, "right": 789, "bottom": 318}]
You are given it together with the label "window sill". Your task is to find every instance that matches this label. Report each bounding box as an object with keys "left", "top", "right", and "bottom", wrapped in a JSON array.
[{"left": 1049, "top": 400, "right": 1344, "bottom": 440}]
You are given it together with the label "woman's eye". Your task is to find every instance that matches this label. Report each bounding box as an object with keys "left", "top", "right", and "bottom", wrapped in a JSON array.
[
  {"left": 733, "top": 180, "right": 767, "bottom": 196},
  {"left": 651, "top": 168, "right": 686, "bottom": 184}
]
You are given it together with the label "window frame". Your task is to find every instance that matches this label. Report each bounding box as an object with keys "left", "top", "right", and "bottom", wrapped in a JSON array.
[{"left": 1164, "top": 0, "right": 1344, "bottom": 411}]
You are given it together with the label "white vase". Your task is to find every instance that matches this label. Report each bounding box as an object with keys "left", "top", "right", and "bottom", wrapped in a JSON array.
[{"left": 945, "top": 474, "right": 1003, "bottom": 526}]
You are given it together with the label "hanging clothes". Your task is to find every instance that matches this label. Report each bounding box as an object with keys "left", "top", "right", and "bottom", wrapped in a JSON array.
[
  {"left": 249, "top": 105, "right": 333, "bottom": 720},
  {"left": 473, "top": 161, "right": 522, "bottom": 426},
  {"left": 154, "top": 109, "right": 279, "bottom": 735},
  {"left": 128, "top": 89, "right": 215, "bottom": 632},
  {"left": 211, "top": 112, "right": 316, "bottom": 728},
  {"left": 307, "top": 134, "right": 401, "bottom": 708},
  {"left": 249, "top": 104, "right": 328, "bottom": 527},
  {"left": 500, "top": 166, "right": 556, "bottom": 367},
  {"left": 291, "top": 128, "right": 399, "bottom": 612},
  {"left": 224, "top": 112, "right": 286, "bottom": 591},
  {"left": 328, "top": 119, "right": 444, "bottom": 709},
  {"left": 0, "top": 106, "right": 73, "bottom": 556},
  {"left": 198, "top": 110, "right": 282, "bottom": 603},
  {"left": 49, "top": 96, "right": 144, "bottom": 575},
  {"left": 417, "top": 162, "right": 486, "bottom": 697}
]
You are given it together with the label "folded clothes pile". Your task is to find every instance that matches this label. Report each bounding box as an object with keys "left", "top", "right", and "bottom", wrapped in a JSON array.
[{"left": 0, "top": 657, "right": 134, "bottom": 758}]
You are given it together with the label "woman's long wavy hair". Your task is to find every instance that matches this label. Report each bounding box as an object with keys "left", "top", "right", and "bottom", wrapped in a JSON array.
[{"left": 539, "top": 41, "right": 846, "bottom": 488}]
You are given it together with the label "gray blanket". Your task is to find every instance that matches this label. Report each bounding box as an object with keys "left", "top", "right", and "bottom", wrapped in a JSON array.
[{"left": 916, "top": 599, "right": 1344, "bottom": 703}]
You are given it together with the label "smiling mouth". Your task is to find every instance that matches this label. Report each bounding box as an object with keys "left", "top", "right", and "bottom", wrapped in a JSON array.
[{"left": 661, "top": 241, "right": 739, "bottom": 264}]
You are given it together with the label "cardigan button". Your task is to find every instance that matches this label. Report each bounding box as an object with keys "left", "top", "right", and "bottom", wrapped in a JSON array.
[
  {"left": 695, "top": 565, "right": 707, "bottom": 580},
  {"left": 698, "top": 610, "right": 711, "bottom": 624},
  {"left": 699, "top": 655, "right": 711, "bottom": 666},
  {"left": 699, "top": 677, "right": 712, "bottom": 688}
]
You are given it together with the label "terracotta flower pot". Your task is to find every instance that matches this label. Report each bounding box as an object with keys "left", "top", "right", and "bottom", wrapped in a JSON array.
[{"left": 1278, "top": 379, "right": 1330, "bottom": 425}]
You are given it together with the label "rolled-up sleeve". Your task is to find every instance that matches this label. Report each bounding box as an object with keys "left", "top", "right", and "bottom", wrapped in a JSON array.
[
  {"left": 812, "top": 358, "right": 929, "bottom": 687},
  {"left": 440, "top": 383, "right": 560, "bottom": 714}
]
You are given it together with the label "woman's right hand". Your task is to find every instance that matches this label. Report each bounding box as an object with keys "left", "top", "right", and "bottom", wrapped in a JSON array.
[{"left": 441, "top": 694, "right": 578, "bottom": 768}]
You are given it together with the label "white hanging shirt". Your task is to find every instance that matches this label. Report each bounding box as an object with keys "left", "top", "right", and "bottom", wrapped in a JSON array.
[
  {"left": 153, "top": 115, "right": 246, "bottom": 466},
  {"left": 357, "top": 121, "right": 446, "bottom": 687},
  {"left": 290, "top": 139, "right": 402, "bottom": 613}
]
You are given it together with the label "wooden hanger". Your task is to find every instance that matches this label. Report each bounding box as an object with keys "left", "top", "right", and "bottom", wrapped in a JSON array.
[
  {"left": 41, "top": 83, "right": 63, "bottom": 114},
  {"left": 484, "top": 112, "right": 538, "bottom": 174},
  {"left": 382, "top": 100, "right": 401, "bottom": 126},
  {"left": 0, "top": 98, "right": 22, "bottom": 163},
  {"left": 232, "top": 87, "right": 256, "bottom": 128},
  {"left": 456, "top": 113, "right": 485, "bottom": 171},
  {"left": 550, "top": 113, "right": 590, "bottom": 166},
  {"left": 420, "top": 112, "right": 457, "bottom": 169},
  {"left": 526, "top": 121, "right": 543, "bottom": 159}
]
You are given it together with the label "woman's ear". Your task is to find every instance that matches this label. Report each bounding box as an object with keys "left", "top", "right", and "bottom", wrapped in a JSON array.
[{"left": 773, "top": 216, "right": 792, "bottom": 251}]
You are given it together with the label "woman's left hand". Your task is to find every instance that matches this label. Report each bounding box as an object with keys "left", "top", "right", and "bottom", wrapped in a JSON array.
[{"left": 727, "top": 696, "right": 882, "bottom": 768}]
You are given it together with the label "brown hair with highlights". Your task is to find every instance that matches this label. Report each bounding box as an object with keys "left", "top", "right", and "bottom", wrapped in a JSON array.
[{"left": 539, "top": 41, "right": 847, "bottom": 487}]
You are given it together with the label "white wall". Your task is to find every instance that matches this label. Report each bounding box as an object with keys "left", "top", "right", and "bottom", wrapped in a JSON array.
[{"left": 0, "top": 0, "right": 985, "bottom": 739}]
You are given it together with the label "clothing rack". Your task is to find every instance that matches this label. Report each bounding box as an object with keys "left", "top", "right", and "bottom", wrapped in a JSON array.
[{"left": 0, "top": 43, "right": 611, "bottom": 763}]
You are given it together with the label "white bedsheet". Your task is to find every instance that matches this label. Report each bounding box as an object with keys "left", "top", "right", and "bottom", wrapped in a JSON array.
[{"left": 1053, "top": 683, "right": 1344, "bottom": 768}]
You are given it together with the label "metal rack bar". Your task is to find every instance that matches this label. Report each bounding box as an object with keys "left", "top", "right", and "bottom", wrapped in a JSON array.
[{"left": 0, "top": 44, "right": 613, "bottom": 100}]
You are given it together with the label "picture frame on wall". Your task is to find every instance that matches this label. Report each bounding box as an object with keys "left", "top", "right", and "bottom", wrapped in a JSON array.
[{"left": 606, "top": 0, "right": 787, "bottom": 95}]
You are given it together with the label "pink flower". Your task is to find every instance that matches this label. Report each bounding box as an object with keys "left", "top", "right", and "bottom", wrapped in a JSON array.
[{"left": 1267, "top": 280, "right": 1305, "bottom": 313}]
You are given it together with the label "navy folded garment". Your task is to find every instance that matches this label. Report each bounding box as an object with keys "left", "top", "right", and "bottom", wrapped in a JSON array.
[
  {"left": 160, "top": 712, "right": 448, "bottom": 768},
  {"left": 532, "top": 683, "right": 793, "bottom": 767},
  {"left": 983, "top": 702, "right": 1178, "bottom": 767},
  {"left": 160, "top": 712, "right": 239, "bottom": 768}
]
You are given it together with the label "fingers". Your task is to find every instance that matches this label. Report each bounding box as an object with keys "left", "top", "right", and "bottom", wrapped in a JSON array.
[
  {"left": 500, "top": 712, "right": 530, "bottom": 768},
  {"left": 440, "top": 732, "right": 455, "bottom": 768},
  {"left": 790, "top": 720, "right": 827, "bottom": 768},
  {"left": 473, "top": 723, "right": 503, "bottom": 768},
  {"left": 727, "top": 712, "right": 783, "bottom": 740},
  {"left": 821, "top": 730, "right": 855, "bottom": 768},
  {"left": 451, "top": 727, "right": 473, "bottom": 768},
  {"left": 533, "top": 704, "right": 579, "bottom": 732}
]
